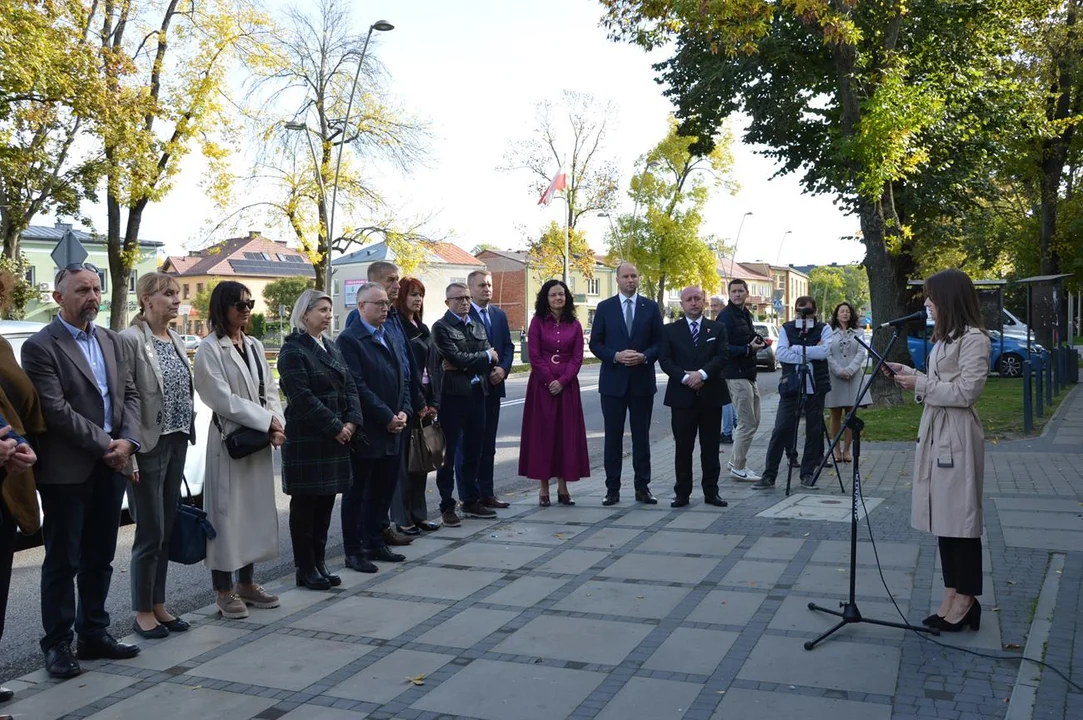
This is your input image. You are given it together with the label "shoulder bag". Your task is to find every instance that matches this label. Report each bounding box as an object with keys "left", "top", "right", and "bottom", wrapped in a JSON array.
[
  {"left": 169, "top": 475, "right": 217, "bottom": 565},
  {"left": 212, "top": 344, "right": 272, "bottom": 459},
  {"left": 408, "top": 415, "right": 446, "bottom": 474}
]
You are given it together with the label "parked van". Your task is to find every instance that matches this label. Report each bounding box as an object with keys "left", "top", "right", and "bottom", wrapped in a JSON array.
[{"left": 1001, "top": 309, "right": 1029, "bottom": 340}]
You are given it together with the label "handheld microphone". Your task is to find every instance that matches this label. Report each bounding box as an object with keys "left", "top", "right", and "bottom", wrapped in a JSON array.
[{"left": 879, "top": 309, "right": 927, "bottom": 328}]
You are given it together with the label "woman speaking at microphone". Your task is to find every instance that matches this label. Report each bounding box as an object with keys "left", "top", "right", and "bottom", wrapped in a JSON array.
[{"left": 885, "top": 269, "right": 990, "bottom": 633}]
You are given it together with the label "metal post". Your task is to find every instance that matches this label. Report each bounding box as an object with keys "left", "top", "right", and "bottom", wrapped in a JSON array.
[
  {"left": 1046, "top": 351, "right": 1054, "bottom": 405},
  {"left": 1052, "top": 347, "right": 1060, "bottom": 396},
  {"left": 1023, "top": 359, "right": 1033, "bottom": 433},
  {"left": 1035, "top": 355, "right": 1044, "bottom": 418}
]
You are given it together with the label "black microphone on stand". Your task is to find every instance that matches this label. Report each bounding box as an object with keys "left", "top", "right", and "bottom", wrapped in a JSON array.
[{"left": 879, "top": 309, "right": 927, "bottom": 328}]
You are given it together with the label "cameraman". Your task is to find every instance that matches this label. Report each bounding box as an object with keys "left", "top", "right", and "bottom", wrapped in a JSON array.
[
  {"left": 717, "top": 279, "right": 764, "bottom": 482},
  {"left": 754, "top": 296, "right": 833, "bottom": 490}
]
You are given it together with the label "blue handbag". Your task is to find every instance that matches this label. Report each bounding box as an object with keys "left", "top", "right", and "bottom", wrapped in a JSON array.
[{"left": 169, "top": 476, "right": 217, "bottom": 565}]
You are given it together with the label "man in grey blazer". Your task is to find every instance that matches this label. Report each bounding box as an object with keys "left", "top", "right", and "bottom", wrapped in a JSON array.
[{"left": 21, "top": 264, "right": 142, "bottom": 679}]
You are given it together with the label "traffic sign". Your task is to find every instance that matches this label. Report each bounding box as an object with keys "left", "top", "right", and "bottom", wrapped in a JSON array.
[
  {"left": 773, "top": 298, "right": 783, "bottom": 312},
  {"left": 50, "top": 229, "right": 88, "bottom": 271}
]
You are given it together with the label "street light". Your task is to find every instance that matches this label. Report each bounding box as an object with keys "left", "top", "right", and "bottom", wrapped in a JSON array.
[
  {"left": 728, "top": 211, "right": 753, "bottom": 269},
  {"left": 598, "top": 212, "right": 622, "bottom": 261},
  {"left": 286, "top": 19, "right": 394, "bottom": 330},
  {"left": 774, "top": 229, "right": 792, "bottom": 265}
]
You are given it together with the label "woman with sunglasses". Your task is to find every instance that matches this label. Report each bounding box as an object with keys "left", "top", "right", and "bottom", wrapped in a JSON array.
[
  {"left": 119, "top": 272, "right": 195, "bottom": 638},
  {"left": 194, "top": 282, "right": 285, "bottom": 620}
]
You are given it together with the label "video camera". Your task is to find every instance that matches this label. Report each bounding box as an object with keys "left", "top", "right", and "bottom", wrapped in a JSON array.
[{"left": 795, "top": 305, "right": 816, "bottom": 330}]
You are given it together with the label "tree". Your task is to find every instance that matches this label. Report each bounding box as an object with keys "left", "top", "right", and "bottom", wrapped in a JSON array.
[
  {"left": 809, "top": 265, "right": 870, "bottom": 321},
  {"left": 263, "top": 277, "right": 314, "bottom": 318},
  {"left": 192, "top": 279, "right": 221, "bottom": 320},
  {"left": 527, "top": 221, "right": 594, "bottom": 282},
  {"left": 85, "top": 0, "right": 276, "bottom": 329},
  {"left": 600, "top": 0, "right": 1035, "bottom": 404},
  {"left": 234, "top": 0, "right": 430, "bottom": 291},
  {"left": 502, "top": 90, "right": 621, "bottom": 231},
  {"left": 0, "top": 0, "right": 104, "bottom": 260},
  {"left": 618, "top": 117, "right": 737, "bottom": 304}
]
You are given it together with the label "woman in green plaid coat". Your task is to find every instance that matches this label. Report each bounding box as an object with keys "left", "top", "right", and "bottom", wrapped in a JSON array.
[{"left": 278, "top": 290, "right": 363, "bottom": 591}]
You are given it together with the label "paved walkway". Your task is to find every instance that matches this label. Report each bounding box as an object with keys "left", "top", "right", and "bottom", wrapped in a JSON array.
[{"left": 3, "top": 385, "right": 1082, "bottom": 720}]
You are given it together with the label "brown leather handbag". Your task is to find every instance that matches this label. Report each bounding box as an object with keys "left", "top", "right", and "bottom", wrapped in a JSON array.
[{"left": 408, "top": 416, "right": 445, "bottom": 474}]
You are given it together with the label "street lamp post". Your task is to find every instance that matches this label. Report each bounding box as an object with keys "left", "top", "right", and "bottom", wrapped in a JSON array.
[
  {"left": 286, "top": 19, "right": 394, "bottom": 331},
  {"left": 774, "top": 229, "right": 792, "bottom": 265},
  {"left": 726, "top": 211, "right": 753, "bottom": 279}
]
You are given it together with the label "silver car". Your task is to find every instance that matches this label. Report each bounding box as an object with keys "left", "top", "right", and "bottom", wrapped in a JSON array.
[
  {"left": 0, "top": 320, "right": 207, "bottom": 533},
  {"left": 753, "top": 323, "right": 780, "bottom": 372}
]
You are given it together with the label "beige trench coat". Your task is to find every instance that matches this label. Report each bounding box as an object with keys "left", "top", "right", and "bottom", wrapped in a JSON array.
[
  {"left": 194, "top": 333, "right": 284, "bottom": 571},
  {"left": 910, "top": 328, "right": 990, "bottom": 538}
]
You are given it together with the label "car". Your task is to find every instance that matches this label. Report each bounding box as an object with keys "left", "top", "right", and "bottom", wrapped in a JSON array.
[
  {"left": 1000, "top": 309, "right": 1030, "bottom": 340},
  {"left": 752, "top": 323, "right": 780, "bottom": 372},
  {"left": 906, "top": 322, "right": 1045, "bottom": 378},
  {"left": 181, "top": 334, "right": 202, "bottom": 351},
  {"left": 0, "top": 320, "right": 207, "bottom": 536}
]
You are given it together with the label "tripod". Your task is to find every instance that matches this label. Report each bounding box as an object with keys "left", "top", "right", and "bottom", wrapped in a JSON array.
[
  {"left": 804, "top": 327, "right": 939, "bottom": 649},
  {"left": 783, "top": 327, "right": 844, "bottom": 496}
]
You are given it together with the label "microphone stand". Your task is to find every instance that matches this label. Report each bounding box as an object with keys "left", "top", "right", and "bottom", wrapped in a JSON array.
[{"left": 804, "top": 326, "right": 938, "bottom": 648}]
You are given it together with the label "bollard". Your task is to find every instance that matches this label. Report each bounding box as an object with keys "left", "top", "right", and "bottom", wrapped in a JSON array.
[
  {"left": 1035, "top": 355, "right": 1044, "bottom": 418},
  {"left": 1052, "top": 347, "right": 1061, "bottom": 396},
  {"left": 1023, "top": 359, "right": 1033, "bottom": 433},
  {"left": 1073, "top": 347, "right": 1081, "bottom": 384},
  {"left": 1046, "top": 350, "right": 1054, "bottom": 405}
]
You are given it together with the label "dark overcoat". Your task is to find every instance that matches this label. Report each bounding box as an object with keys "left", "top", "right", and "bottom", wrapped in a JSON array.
[
  {"left": 278, "top": 331, "right": 363, "bottom": 495},
  {"left": 336, "top": 319, "right": 413, "bottom": 459}
]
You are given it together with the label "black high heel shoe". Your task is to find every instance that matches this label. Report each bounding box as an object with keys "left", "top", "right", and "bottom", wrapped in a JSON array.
[
  {"left": 557, "top": 493, "right": 575, "bottom": 506},
  {"left": 922, "top": 613, "right": 944, "bottom": 627},
  {"left": 935, "top": 600, "right": 980, "bottom": 632},
  {"left": 296, "top": 567, "right": 331, "bottom": 591},
  {"left": 539, "top": 494, "right": 551, "bottom": 507}
]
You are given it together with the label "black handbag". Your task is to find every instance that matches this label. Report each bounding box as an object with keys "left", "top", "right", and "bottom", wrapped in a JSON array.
[
  {"left": 408, "top": 416, "right": 446, "bottom": 474},
  {"left": 212, "top": 347, "right": 271, "bottom": 459},
  {"left": 169, "top": 476, "right": 216, "bottom": 565},
  {"left": 778, "top": 369, "right": 801, "bottom": 399}
]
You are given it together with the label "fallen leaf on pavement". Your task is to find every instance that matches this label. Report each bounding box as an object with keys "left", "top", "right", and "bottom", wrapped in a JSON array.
[
  {"left": 406, "top": 674, "right": 426, "bottom": 686},
  {"left": 1003, "top": 643, "right": 1022, "bottom": 650}
]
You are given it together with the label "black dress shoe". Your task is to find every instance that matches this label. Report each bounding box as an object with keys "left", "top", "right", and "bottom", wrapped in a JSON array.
[
  {"left": 417, "top": 520, "right": 441, "bottom": 532},
  {"left": 296, "top": 567, "right": 332, "bottom": 590},
  {"left": 670, "top": 497, "right": 689, "bottom": 508},
  {"left": 703, "top": 495, "right": 729, "bottom": 507},
  {"left": 602, "top": 492, "right": 620, "bottom": 506},
  {"left": 45, "top": 644, "right": 82, "bottom": 679},
  {"left": 922, "top": 613, "right": 943, "bottom": 627},
  {"left": 76, "top": 632, "right": 140, "bottom": 661},
  {"left": 366, "top": 546, "right": 406, "bottom": 562},
  {"left": 345, "top": 554, "right": 378, "bottom": 573},
  {"left": 400, "top": 525, "right": 422, "bottom": 536},
  {"left": 132, "top": 620, "right": 169, "bottom": 640},
  {"left": 635, "top": 490, "right": 658, "bottom": 505},
  {"left": 0, "top": 686, "right": 13, "bottom": 702},
  {"left": 161, "top": 617, "right": 191, "bottom": 633},
  {"left": 316, "top": 562, "right": 342, "bottom": 587}
]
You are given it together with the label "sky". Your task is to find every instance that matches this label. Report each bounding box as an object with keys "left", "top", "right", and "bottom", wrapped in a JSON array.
[{"left": 76, "top": 0, "right": 866, "bottom": 269}]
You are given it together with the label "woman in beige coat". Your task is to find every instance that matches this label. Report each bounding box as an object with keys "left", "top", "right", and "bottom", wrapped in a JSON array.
[
  {"left": 194, "top": 281, "right": 285, "bottom": 620},
  {"left": 886, "top": 269, "right": 990, "bottom": 633}
]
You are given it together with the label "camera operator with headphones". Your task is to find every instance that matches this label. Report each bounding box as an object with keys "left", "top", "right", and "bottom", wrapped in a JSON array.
[{"left": 754, "top": 296, "right": 833, "bottom": 490}]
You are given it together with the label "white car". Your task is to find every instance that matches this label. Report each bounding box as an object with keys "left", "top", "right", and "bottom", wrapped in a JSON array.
[
  {"left": 181, "top": 334, "right": 202, "bottom": 351},
  {"left": 0, "top": 320, "right": 207, "bottom": 530}
]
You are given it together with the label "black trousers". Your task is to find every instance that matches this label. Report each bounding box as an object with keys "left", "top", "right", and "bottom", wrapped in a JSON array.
[
  {"left": 939, "top": 536, "right": 983, "bottom": 596},
  {"left": 763, "top": 390, "right": 826, "bottom": 480},
  {"left": 38, "top": 464, "right": 126, "bottom": 652},
  {"left": 211, "top": 564, "right": 254, "bottom": 592},
  {"left": 671, "top": 403, "right": 723, "bottom": 499},
  {"left": 435, "top": 389, "right": 486, "bottom": 510},
  {"left": 342, "top": 453, "right": 399, "bottom": 554},
  {"left": 289, "top": 494, "right": 337, "bottom": 568},
  {"left": 601, "top": 393, "right": 654, "bottom": 492},
  {"left": 0, "top": 495, "right": 15, "bottom": 644}
]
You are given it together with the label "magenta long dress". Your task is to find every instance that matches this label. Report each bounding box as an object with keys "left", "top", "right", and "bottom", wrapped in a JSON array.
[{"left": 518, "top": 315, "right": 591, "bottom": 481}]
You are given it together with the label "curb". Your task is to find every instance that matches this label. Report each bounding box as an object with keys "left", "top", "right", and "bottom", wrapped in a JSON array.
[{"left": 1004, "top": 552, "right": 1064, "bottom": 720}]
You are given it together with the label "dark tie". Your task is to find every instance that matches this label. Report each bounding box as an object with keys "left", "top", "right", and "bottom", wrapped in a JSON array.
[
  {"left": 690, "top": 320, "right": 699, "bottom": 345},
  {"left": 624, "top": 298, "right": 634, "bottom": 335},
  {"left": 481, "top": 307, "right": 491, "bottom": 333},
  {"left": 374, "top": 328, "right": 385, "bottom": 347}
]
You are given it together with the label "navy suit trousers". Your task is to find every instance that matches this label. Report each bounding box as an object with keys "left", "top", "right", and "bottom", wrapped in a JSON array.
[
  {"left": 436, "top": 388, "right": 486, "bottom": 510},
  {"left": 600, "top": 393, "right": 654, "bottom": 492}
]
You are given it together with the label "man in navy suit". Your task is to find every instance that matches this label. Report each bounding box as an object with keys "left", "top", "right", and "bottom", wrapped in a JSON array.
[
  {"left": 336, "top": 283, "right": 414, "bottom": 572},
  {"left": 658, "top": 287, "right": 730, "bottom": 508},
  {"left": 456, "top": 270, "right": 514, "bottom": 508},
  {"left": 589, "top": 262, "right": 664, "bottom": 505}
]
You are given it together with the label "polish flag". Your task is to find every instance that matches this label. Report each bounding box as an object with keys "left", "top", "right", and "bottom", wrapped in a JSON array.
[{"left": 538, "top": 167, "right": 567, "bottom": 206}]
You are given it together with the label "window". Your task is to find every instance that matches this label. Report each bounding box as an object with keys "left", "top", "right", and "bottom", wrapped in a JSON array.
[
  {"left": 97, "top": 270, "right": 108, "bottom": 293},
  {"left": 197, "top": 283, "right": 204, "bottom": 294},
  {"left": 24, "top": 266, "right": 35, "bottom": 286},
  {"left": 183, "top": 284, "right": 190, "bottom": 299},
  {"left": 587, "top": 277, "right": 600, "bottom": 295},
  {"left": 128, "top": 270, "right": 138, "bottom": 292}
]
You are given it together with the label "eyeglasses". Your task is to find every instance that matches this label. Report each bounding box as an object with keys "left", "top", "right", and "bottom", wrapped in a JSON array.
[
  {"left": 232, "top": 299, "right": 256, "bottom": 311},
  {"left": 362, "top": 300, "right": 390, "bottom": 308},
  {"left": 447, "top": 296, "right": 471, "bottom": 302},
  {"left": 54, "top": 262, "right": 100, "bottom": 285}
]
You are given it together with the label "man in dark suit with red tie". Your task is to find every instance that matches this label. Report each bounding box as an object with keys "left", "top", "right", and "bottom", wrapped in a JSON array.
[
  {"left": 588, "top": 262, "right": 665, "bottom": 506},
  {"left": 658, "top": 286, "right": 731, "bottom": 508}
]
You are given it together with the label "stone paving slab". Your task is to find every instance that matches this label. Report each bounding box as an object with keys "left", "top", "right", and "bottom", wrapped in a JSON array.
[
  {"left": 713, "top": 687, "right": 892, "bottom": 720},
  {"left": 738, "top": 635, "right": 901, "bottom": 695},
  {"left": 85, "top": 682, "right": 279, "bottom": 720}
]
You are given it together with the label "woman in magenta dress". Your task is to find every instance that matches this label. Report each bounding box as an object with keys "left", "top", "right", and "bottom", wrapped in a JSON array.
[{"left": 519, "top": 280, "right": 590, "bottom": 506}]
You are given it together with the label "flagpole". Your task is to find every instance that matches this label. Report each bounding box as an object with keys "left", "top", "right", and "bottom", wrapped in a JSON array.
[{"left": 562, "top": 156, "right": 570, "bottom": 285}]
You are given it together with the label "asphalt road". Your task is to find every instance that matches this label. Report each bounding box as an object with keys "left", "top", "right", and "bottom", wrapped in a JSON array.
[{"left": 0, "top": 363, "right": 779, "bottom": 681}]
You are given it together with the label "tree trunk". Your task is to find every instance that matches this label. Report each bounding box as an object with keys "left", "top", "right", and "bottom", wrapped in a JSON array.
[
  {"left": 656, "top": 272, "right": 667, "bottom": 308},
  {"left": 1, "top": 213, "right": 19, "bottom": 261}
]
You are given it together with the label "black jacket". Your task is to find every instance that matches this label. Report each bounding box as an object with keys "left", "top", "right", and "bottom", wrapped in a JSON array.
[
  {"left": 658, "top": 317, "right": 730, "bottom": 408},
  {"left": 718, "top": 302, "right": 758, "bottom": 381},
  {"left": 336, "top": 320, "right": 412, "bottom": 458},
  {"left": 431, "top": 310, "right": 494, "bottom": 397},
  {"left": 402, "top": 316, "right": 443, "bottom": 408}
]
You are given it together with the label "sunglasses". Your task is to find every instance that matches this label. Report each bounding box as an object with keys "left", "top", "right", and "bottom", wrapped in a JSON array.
[
  {"left": 233, "top": 299, "right": 255, "bottom": 311},
  {"left": 54, "top": 262, "right": 100, "bottom": 285}
]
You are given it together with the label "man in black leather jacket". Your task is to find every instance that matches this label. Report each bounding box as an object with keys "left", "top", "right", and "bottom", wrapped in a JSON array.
[
  {"left": 716, "top": 279, "right": 765, "bottom": 482},
  {"left": 431, "top": 282, "right": 500, "bottom": 526}
]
